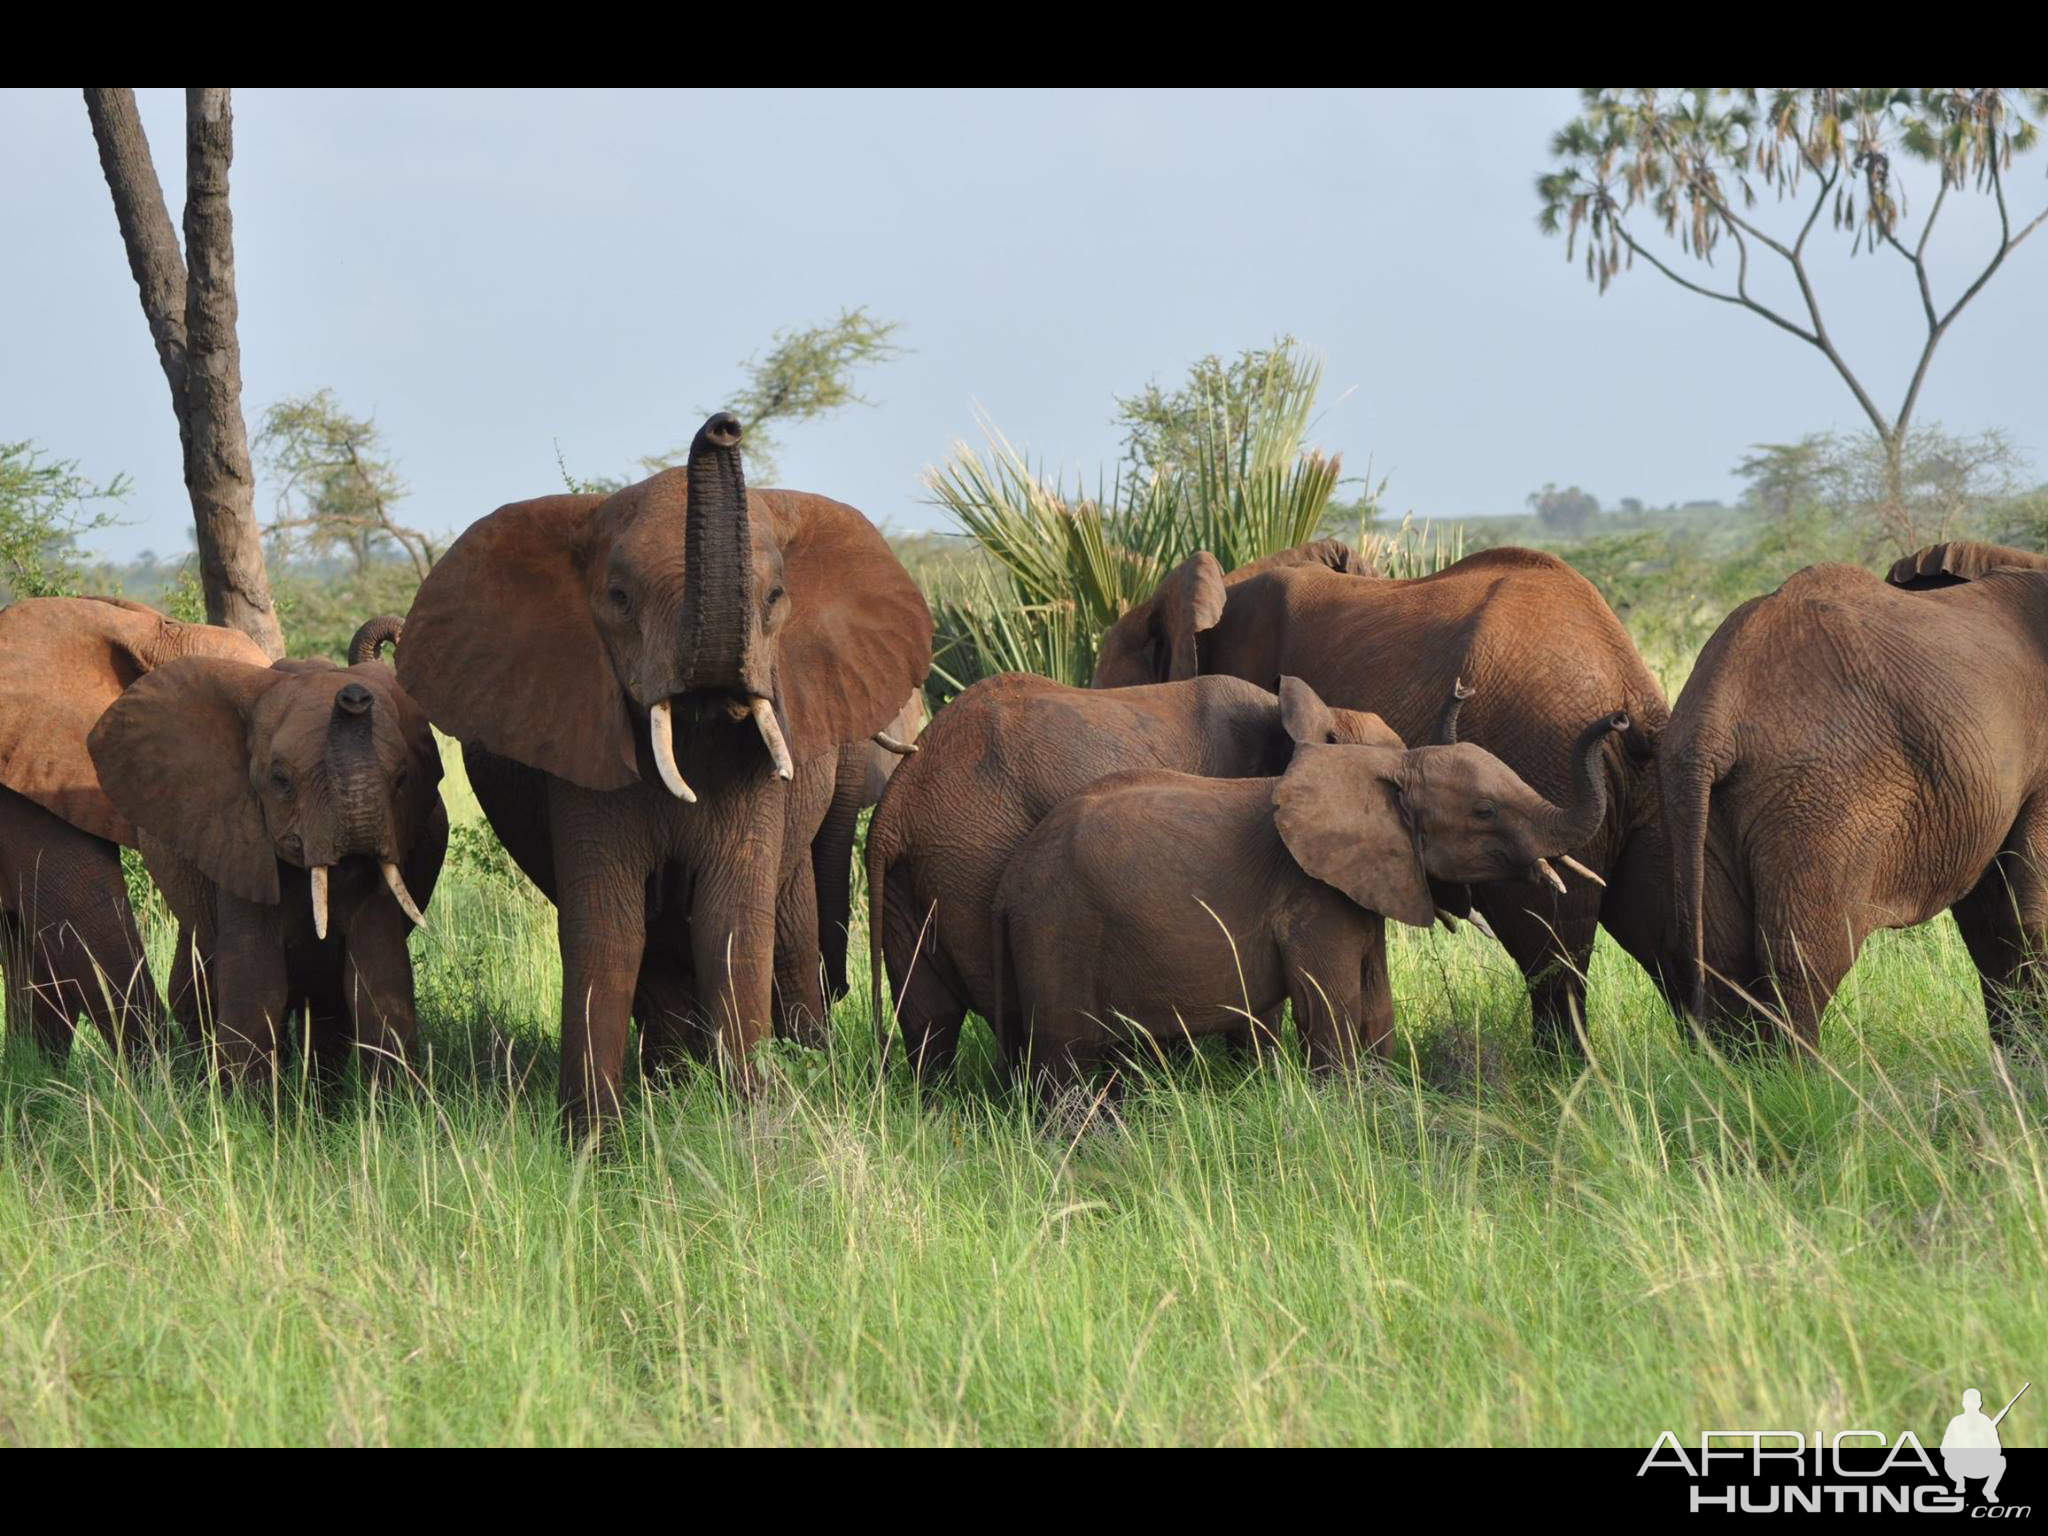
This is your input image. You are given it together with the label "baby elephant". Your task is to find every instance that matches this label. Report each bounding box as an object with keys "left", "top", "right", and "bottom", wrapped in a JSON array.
[
  {"left": 993, "top": 687, "right": 1629, "bottom": 1097},
  {"left": 88, "top": 649, "right": 447, "bottom": 1088},
  {"left": 868, "top": 670, "right": 1401, "bottom": 1073}
]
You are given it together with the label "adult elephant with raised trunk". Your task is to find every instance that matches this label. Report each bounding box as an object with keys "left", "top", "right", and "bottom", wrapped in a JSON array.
[
  {"left": 1092, "top": 544, "right": 1669, "bottom": 1049},
  {"left": 398, "top": 414, "right": 931, "bottom": 1132}
]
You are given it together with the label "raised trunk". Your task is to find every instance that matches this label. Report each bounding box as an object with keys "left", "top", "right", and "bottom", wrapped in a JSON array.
[
  {"left": 679, "top": 412, "right": 754, "bottom": 693},
  {"left": 1534, "top": 711, "right": 1629, "bottom": 852},
  {"left": 326, "top": 684, "right": 385, "bottom": 856}
]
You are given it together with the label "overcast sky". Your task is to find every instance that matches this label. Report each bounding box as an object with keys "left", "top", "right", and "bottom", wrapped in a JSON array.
[{"left": 5, "top": 87, "right": 2044, "bottom": 560}]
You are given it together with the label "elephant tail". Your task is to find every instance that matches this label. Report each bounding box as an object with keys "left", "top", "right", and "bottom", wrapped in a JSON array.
[
  {"left": 866, "top": 800, "right": 895, "bottom": 1069},
  {"left": 1665, "top": 728, "right": 1730, "bottom": 1022},
  {"left": 989, "top": 894, "right": 1012, "bottom": 1073}
]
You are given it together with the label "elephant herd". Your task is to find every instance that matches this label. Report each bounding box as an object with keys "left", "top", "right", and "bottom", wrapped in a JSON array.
[{"left": 3, "top": 409, "right": 2045, "bottom": 1135}]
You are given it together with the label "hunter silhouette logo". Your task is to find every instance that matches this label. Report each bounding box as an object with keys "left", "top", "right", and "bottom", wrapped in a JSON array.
[
  {"left": 1942, "top": 1383, "right": 2027, "bottom": 1505},
  {"left": 1639, "top": 1379, "right": 2033, "bottom": 1514}
]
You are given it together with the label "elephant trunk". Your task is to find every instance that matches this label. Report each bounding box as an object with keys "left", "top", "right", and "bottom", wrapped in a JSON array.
[
  {"left": 679, "top": 412, "right": 755, "bottom": 695},
  {"left": 1432, "top": 678, "right": 1475, "bottom": 746},
  {"left": 1532, "top": 710, "right": 1630, "bottom": 854},
  {"left": 327, "top": 683, "right": 387, "bottom": 857},
  {"left": 348, "top": 614, "right": 404, "bottom": 666}
]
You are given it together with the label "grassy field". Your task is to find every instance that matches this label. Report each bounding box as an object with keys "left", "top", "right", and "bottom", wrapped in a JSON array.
[{"left": 2, "top": 740, "right": 2044, "bottom": 1447}]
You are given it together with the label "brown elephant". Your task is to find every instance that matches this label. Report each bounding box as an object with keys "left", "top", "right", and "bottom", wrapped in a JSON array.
[
  {"left": 87, "top": 643, "right": 446, "bottom": 1086},
  {"left": 867, "top": 671, "right": 1407, "bottom": 1074},
  {"left": 813, "top": 690, "right": 927, "bottom": 1005},
  {"left": 1661, "top": 555, "right": 2048, "bottom": 1049},
  {"left": 397, "top": 413, "right": 931, "bottom": 1132},
  {"left": 0, "top": 596, "right": 271, "bottom": 1058},
  {"left": 1092, "top": 544, "right": 1668, "bottom": 1050},
  {"left": 993, "top": 690, "right": 1630, "bottom": 1097}
]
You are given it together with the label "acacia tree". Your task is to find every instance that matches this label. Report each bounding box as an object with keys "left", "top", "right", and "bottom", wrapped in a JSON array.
[
  {"left": 1539, "top": 88, "right": 2047, "bottom": 551},
  {"left": 83, "top": 88, "right": 284, "bottom": 656},
  {"left": 258, "top": 391, "right": 437, "bottom": 579}
]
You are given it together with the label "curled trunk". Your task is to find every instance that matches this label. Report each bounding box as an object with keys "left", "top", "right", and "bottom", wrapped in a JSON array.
[
  {"left": 1534, "top": 711, "right": 1629, "bottom": 852},
  {"left": 348, "top": 614, "right": 404, "bottom": 666},
  {"left": 680, "top": 412, "right": 753, "bottom": 693}
]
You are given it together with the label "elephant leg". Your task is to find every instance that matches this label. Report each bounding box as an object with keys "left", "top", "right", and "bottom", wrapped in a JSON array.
[
  {"left": 1952, "top": 817, "right": 2048, "bottom": 1050},
  {"left": 555, "top": 868, "right": 646, "bottom": 1134},
  {"left": 209, "top": 890, "right": 290, "bottom": 1088},
  {"left": 1751, "top": 882, "right": 1861, "bottom": 1054},
  {"left": 1478, "top": 884, "right": 1601, "bottom": 1054},
  {"left": 1287, "top": 952, "right": 1364, "bottom": 1074},
  {"left": 167, "top": 922, "right": 211, "bottom": 1050},
  {"left": 881, "top": 889, "right": 968, "bottom": 1076},
  {"left": 688, "top": 857, "right": 779, "bottom": 1088},
  {"left": 1358, "top": 923, "right": 1395, "bottom": 1061},
  {"left": 66, "top": 852, "right": 164, "bottom": 1062},
  {"left": 635, "top": 948, "right": 709, "bottom": 1082},
  {"left": 343, "top": 896, "right": 420, "bottom": 1087},
  {"left": 772, "top": 852, "right": 830, "bottom": 1049},
  {"left": 810, "top": 745, "right": 867, "bottom": 1002},
  {"left": 2, "top": 910, "right": 75, "bottom": 1059}
]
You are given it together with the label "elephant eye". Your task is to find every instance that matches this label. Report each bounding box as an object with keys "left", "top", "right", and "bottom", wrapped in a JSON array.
[
  {"left": 766, "top": 585, "right": 786, "bottom": 606},
  {"left": 271, "top": 769, "right": 294, "bottom": 797},
  {"left": 608, "top": 585, "right": 631, "bottom": 612},
  {"left": 1474, "top": 801, "right": 1496, "bottom": 821}
]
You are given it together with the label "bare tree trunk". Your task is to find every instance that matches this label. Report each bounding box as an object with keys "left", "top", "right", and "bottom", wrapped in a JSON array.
[{"left": 83, "top": 87, "right": 285, "bottom": 658}]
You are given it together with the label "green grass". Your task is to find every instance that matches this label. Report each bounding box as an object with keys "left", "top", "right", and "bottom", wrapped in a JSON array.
[{"left": 4, "top": 746, "right": 2047, "bottom": 1446}]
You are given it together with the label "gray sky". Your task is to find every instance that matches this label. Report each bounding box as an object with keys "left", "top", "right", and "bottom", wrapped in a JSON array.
[{"left": 6, "top": 87, "right": 2044, "bottom": 560}]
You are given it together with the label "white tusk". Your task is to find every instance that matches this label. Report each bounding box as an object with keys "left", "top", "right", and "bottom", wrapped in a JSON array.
[
  {"left": 1533, "top": 857, "right": 1568, "bottom": 894},
  {"left": 872, "top": 731, "right": 918, "bottom": 756},
  {"left": 649, "top": 700, "right": 696, "bottom": 802},
  {"left": 751, "top": 697, "right": 794, "bottom": 780},
  {"left": 310, "top": 865, "right": 330, "bottom": 940},
  {"left": 1558, "top": 854, "right": 1607, "bottom": 888},
  {"left": 1467, "top": 909, "right": 1498, "bottom": 943},
  {"left": 382, "top": 862, "right": 429, "bottom": 929}
]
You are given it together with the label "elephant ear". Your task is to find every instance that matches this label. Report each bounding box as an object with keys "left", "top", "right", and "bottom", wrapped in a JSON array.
[
  {"left": 397, "top": 494, "right": 639, "bottom": 791},
  {"left": 1887, "top": 540, "right": 2048, "bottom": 589},
  {"left": 766, "top": 491, "right": 933, "bottom": 764},
  {"left": 1278, "top": 675, "right": 1339, "bottom": 747},
  {"left": 1155, "top": 551, "right": 1226, "bottom": 681},
  {"left": 87, "top": 656, "right": 282, "bottom": 904},
  {"left": 0, "top": 597, "right": 263, "bottom": 846},
  {"left": 1272, "top": 744, "right": 1435, "bottom": 928}
]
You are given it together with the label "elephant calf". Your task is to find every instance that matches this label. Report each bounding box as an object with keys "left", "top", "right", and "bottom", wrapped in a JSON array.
[
  {"left": 867, "top": 671, "right": 1402, "bottom": 1073},
  {"left": 87, "top": 641, "right": 447, "bottom": 1087},
  {"left": 992, "top": 692, "right": 1629, "bottom": 1097}
]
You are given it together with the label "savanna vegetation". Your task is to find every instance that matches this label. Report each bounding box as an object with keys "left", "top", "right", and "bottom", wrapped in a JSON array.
[{"left": 3, "top": 86, "right": 2045, "bottom": 1447}]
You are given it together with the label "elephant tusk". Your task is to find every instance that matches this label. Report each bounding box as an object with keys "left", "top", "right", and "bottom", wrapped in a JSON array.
[
  {"left": 310, "top": 864, "right": 330, "bottom": 940},
  {"left": 1434, "top": 908, "right": 1460, "bottom": 934},
  {"left": 872, "top": 731, "right": 919, "bottom": 756},
  {"left": 1558, "top": 854, "right": 1607, "bottom": 888},
  {"left": 1533, "top": 857, "right": 1568, "bottom": 894},
  {"left": 1467, "top": 909, "right": 1498, "bottom": 943},
  {"left": 751, "top": 697, "right": 794, "bottom": 781},
  {"left": 382, "top": 862, "right": 429, "bottom": 929},
  {"left": 649, "top": 700, "right": 696, "bottom": 803}
]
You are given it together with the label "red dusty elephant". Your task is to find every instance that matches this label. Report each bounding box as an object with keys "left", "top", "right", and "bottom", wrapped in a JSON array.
[
  {"left": 398, "top": 414, "right": 932, "bottom": 1133},
  {"left": 0, "top": 596, "right": 269, "bottom": 1058}
]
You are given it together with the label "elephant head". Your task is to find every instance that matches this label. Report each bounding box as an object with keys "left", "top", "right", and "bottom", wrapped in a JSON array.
[
  {"left": 0, "top": 596, "right": 270, "bottom": 846},
  {"left": 395, "top": 413, "right": 931, "bottom": 799},
  {"left": 1273, "top": 695, "right": 1629, "bottom": 928},
  {"left": 1092, "top": 541, "right": 1370, "bottom": 688},
  {"left": 88, "top": 658, "right": 443, "bottom": 932},
  {"left": 1277, "top": 673, "right": 1403, "bottom": 750}
]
